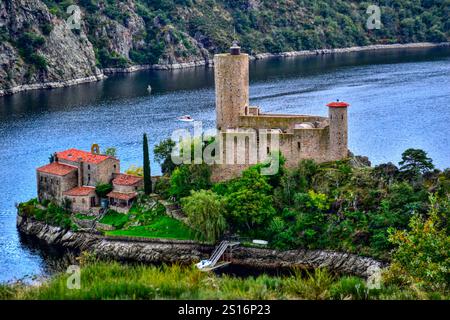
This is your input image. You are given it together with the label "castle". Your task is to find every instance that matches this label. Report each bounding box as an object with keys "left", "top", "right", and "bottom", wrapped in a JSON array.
[{"left": 211, "top": 43, "right": 349, "bottom": 181}]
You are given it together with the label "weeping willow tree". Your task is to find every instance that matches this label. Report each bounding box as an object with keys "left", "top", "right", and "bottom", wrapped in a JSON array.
[{"left": 181, "top": 189, "right": 227, "bottom": 243}]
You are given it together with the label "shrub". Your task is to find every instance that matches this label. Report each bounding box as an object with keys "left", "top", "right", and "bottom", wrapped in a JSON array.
[
  {"left": 386, "top": 195, "right": 449, "bottom": 292},
  {"left": 95, "top": 183, "right": 113, "bottom": 198}
]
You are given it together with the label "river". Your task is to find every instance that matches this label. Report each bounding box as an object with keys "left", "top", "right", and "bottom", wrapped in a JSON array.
[{"left": 0, "top": 47, "right": 449, "bottom": 283}]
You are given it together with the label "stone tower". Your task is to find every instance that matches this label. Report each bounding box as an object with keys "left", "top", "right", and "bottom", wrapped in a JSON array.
[
  {"left": 327, "top": 101, "right": 349, "bottom": 160},
  {"left": 214, "top": 42, "right": 249, "bottom": 130}
]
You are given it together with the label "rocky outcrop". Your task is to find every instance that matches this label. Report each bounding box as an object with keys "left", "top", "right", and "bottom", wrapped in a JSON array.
[
  {"left": 0, "top": 0, "right": 104, "bottom": 96},
  {"left": 17, "top": 215, "right": 386, "bottom": 278}
]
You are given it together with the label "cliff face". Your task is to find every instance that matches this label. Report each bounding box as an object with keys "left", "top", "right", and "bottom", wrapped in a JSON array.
[
  {"left": 0, "top": 0, "right": 448, "bottom": 95},
  {"left": 0, "top": 0, "right": 104, "bottom": 95},
  {"left": 17, "top": 215, "right": 386, "bottom": 278}
]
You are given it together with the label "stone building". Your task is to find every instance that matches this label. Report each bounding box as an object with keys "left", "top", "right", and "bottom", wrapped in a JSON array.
[
  {"left": 36, "top": 148, "right": 142, "bottom": 214},
  {"left": 211, "top": 43, "right": 350, "bottom": 181},
  {"left": 107, "top": 173, "right": 144, "bottom": 213}
]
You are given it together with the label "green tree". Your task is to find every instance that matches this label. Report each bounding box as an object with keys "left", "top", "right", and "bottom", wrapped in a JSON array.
[
  {"left": 95, "top": 183, "right": 113, "bottom": 198},
  {"left": 182, "top": 190, "right": 227, "bottom": 242},
  {"left": 169, "top": 164, "right": 211, "bottom": 200},
  {"left": 154, "top": 138, "right": 176, "bottom": 175},
  {"left": 125, "top": 165, "right": 143, "bottom": 176},
  {"left": 143, "top": 133, "right": 152, "bottom": 194},
  {"left": 387, "top": 195, "right": 449, "bottom": 292},
  {"left": 399, "top": 148, "right": 434, "bottom": 181},
  {"left": 223, "top": 166, "right": 275, "bottom": 233},
  {"left": 104, "top": 147, "right": 117, "bottom": 157}
]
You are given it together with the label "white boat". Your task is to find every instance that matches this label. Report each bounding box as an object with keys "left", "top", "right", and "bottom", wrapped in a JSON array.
[
  {"left": 196, "top": 260, "right": 212, "bottom": 269},
  {"left": 178, "top": 115, "right": 194, "bottom": 122},
  {"left": 147, "top": 85, "right": 152, "bottom": 93}
]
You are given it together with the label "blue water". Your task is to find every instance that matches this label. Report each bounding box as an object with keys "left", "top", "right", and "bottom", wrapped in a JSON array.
[{"left": 0, "top": 47, "right": 449, "bottom": 282}]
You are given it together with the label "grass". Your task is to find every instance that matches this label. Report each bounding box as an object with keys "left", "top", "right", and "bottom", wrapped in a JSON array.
[
  {"left": 1, "top": 262, "right": 446, "bottom": 300},
  {"left": 99, "top": 210, "right": 129, "bottom": 228},
  {"left": 74, "top": 214, "right": 95, "bottom": 220},
  {"left": 105, "top": 216, "right": 194, "bottom": 240}
]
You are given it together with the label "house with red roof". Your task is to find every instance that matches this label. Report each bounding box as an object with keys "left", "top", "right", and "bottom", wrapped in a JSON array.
[
  {"left": 35, "top": 147, "right": 144, "bottom": 214},
  {"left": 107, "top": 173, "right": 144, "bottom": 213}
]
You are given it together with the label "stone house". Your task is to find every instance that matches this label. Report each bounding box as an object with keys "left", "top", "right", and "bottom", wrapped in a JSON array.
[
  {"left": 211, "top": 43, "right": 350, "bottom": 181},
  {"left": 107, "top": 173, "right": 144, "bottom": 213},
  {"left": 36, "top": 148, "right": 142, "bottom": 214}
]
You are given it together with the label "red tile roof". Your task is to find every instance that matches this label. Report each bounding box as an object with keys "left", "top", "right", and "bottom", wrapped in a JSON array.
[
  {"left": 106, "top": 191, "right": 137, "bottom": 201},
  {"left": 37, "top": 162, "right": 77, "bottom": 176},
  {"left": 63, "top": 186, "right": 96, "bottom": 196},
  {"left": 326, "top": 101, "right": 350, "bottom": 108},
  {"left": 57, "top": 149, "right": 113, "bottom": 164},
  {"left": 112, "top": 174, "right": 143, "bottom": 186}
]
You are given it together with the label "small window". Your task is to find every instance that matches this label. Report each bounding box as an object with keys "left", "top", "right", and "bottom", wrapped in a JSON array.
[
  {"left": 87, "top": 164, "right": 91, "bottom": 170},
  {"left": 72, "top": 198, "right": 76, "bottom": 203},
  {"left": 56, "top": 180, "right": 59, "bottom": 185},
  {"left": 113, "top": 164, "right": 117, "bottom": 169},
  {"left": 267, "top": 146, "right": 270, "bottom": 154},
  {"left": 44, "top": 177, "right": 47, "bottom": 182},
  {"left": 135, "top": 186, "right": 138, "bottom": 191},
  {"left": 88, "top": 174, "right": 91, "bottom": 181},
  {"left": 297, "top": 141, "right": 301, "bottom": 150},
  {"left": 40, "top": 176, "right": 43, "bottom": 182},
  {"left": 82, "top": 198, "right": 85, "bottom": 204},
  {"left": 341, "top": 115, "right": 344, "bottom": 120}
]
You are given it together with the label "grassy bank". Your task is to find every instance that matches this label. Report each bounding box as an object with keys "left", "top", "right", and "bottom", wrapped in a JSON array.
[
  {"left": 105, "top": 216, "right": 193, "bottom": 240},
  {"left": 0, "top": 262, "right": 446, "bottom": 300}
]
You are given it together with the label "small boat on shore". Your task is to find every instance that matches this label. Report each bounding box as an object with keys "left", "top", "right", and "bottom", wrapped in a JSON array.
[{"left": 178, "top": 115, "right": 194, "bottom": 122}]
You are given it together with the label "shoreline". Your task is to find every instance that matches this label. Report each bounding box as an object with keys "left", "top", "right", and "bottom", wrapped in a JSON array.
[
  {"left": 1, "top": 41, "right": 449, "bottom": 97},
  {"left": 17, "top": 215, "right": 386, "bottom": 278}
]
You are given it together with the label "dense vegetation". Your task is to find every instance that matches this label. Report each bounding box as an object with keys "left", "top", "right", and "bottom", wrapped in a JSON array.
[
  {"left": 1, "top": 260, "right": 447, "bottom": 300},
  {"left": 153, "top": 141, "right": 449, "bottom": 295},
  {"left": 36, "top": 0, "right": 450, "bottom": 67}
]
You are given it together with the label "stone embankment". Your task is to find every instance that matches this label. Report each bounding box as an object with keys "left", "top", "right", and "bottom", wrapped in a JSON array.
[{"left": 17, "top": 215, "right": 386, "bottom": 278}]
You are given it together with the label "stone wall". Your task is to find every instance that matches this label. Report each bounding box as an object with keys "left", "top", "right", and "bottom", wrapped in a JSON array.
[
  {"left": 239, "top": 114, "right": 328, "bottom": 132},
  {"left": 37, "top": 170, "right": 78, "bottom": 203},
  {"left": 214, "top": 53, "right": 249, "bottom": 130},
  {"left": 70, "top": 193, "right": 98, "bottom": 213},
  {"left": 17, "top": 215, "right": 386, "bottom": 278}
]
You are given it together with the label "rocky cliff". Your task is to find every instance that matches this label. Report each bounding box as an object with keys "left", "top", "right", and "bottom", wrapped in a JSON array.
[
  {"left": 1, "top": 0, "right": 448, "bottom": 96},
  {"left": 17, "top": 215, "right": 386, "bottom": 278}
]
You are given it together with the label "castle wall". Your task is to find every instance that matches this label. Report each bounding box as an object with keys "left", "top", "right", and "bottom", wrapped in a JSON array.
[
  {"left": 239, "top": 114, "right": 328, "bottom": 132},
  {"left": 211, "top": 127, "right": 331, "bottom": 182}
]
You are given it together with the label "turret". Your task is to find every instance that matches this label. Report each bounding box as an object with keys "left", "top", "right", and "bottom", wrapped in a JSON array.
[
  {"left": 327, "top": 101, "right": 349, "bottom": 160},
  {"left": 214, "top": 42, "right": 249, "bottom": 130}
]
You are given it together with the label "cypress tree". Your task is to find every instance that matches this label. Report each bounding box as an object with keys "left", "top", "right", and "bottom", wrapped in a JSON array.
[{"left": 143, "top": 133, "right": 152, "bottom": 194}]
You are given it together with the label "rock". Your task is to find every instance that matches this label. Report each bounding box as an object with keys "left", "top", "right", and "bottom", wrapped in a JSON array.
[{"left": 17, "top": 215, "right": 387, "bottom": 278}]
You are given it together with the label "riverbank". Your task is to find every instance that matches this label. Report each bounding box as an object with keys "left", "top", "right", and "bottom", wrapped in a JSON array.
[
  {"left": 1, "top": 42, "right": 448, "bottom": 97},
  {"left": 16, "top": 215, "right": 385, "bottom": 278}
]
